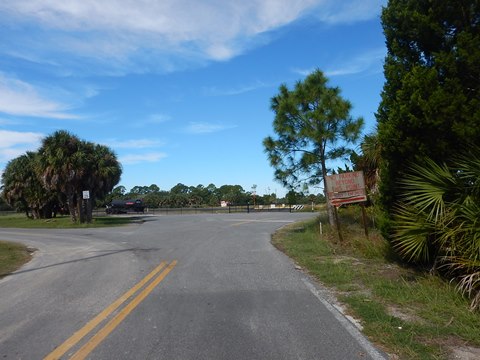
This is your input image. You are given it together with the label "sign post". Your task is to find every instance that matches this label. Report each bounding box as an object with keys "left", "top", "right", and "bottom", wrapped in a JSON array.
[
  {"left": 82, "top": 190, "right": 91, "bottom": 223},
  {"left": 325, "top": 171, "right": 368, "bottom": 240}
]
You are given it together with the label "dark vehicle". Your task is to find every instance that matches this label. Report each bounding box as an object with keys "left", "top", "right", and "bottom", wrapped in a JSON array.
[{"left": 106, "top": 199, "right": 145, "bottom": 214}]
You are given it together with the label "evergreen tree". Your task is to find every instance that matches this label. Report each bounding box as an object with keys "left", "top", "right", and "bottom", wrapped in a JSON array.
[
  {"left": 377, "top": 0, "right": 480, "bottom": 231},
  {"left": 264, "top": 69, "right": 364, "bottom": 225}
]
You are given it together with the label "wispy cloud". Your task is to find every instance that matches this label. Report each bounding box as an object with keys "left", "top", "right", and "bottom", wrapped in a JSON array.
[
  {"left": 325, "top": 48, "right": 386, "bottom": 77},
  {"left": 119, "top": 152, "right": 167, "bottom": 165},
  {"left": 0, "top": 129, "right": 44, "bottom": 162},
  {"left": 147, "top": 113, "right": 171, "bottom": 124},
  {"left": 184, "top": 122, "right": 236, "bottom": 134},
  {"left": 292, "top": 67, "right": 316, "bottom": 77},
  {"left": 293, "top": 48, "right": 386, "bottom": 78},
  {"left": 202, "top": 80, "right": 269, "bottom": 96},
  {"left": 128, "top": 113, "right": 172, "bottom": 129},
  {"left": 0, "top": 1, "right": 384, "bottom": 75},
  {"left": 105, "top": 138, "right": 165, "bottom": 149},
  {"left": 0, "top": 117, "right": 18, "bottom": 125},
  {"left": 0, "top": 73, "right": 79, "bottom": 119},
  {"left": 317, "top": 0, "right": 386, "bottom": 24}
]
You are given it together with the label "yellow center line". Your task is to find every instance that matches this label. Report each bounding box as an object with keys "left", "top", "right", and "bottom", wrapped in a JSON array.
[
  {"left": 70, "top": 260, "right": 177, "bottom": 360},
  {"left": 44, "top": 261, "right": 169, "bottom": 360}
]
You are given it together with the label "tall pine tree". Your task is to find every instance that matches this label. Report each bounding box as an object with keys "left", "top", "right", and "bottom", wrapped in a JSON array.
[{"left": 377, "top": 0, "right": 480, "bottom": 232}]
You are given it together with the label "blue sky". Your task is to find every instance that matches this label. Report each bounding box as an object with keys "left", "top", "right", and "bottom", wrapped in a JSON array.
[{"left": 0, "top": 0, "right": 387, "bottom": 197}]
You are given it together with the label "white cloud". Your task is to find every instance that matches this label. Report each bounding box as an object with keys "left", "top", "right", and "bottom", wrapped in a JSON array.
[
  {"left": 0, "top": 1, "right": 384, "bottom": 74},
  {"left": 119, "top": 152, "right": 167, "bottom": 165},
  {"left": 0, "top": 118, "right": 18, "bottom": 125},
  {"left": 293, "top": 48, "right": 386, "bottom": 78},
  {"left": 291, "top": 67, "right": 315, "bottom": 77},
  {"left": 324, "top": 48, "right": 386, "bottom": 77},
  {"left": 317, "top": 0, "right": 386, "bottom": 24},
  {"left": 202, "top": 80, "right": 269, "bottom": 97},
  {"left": 0, "top": 73, "right": 79, "bottom": 119},
  {"left": 0, "top": 129, "right": 44, "bottom": 162},
  {"left": 105, "top": 138, "right": 165, "bottom": 149},
  {"left": 147, "top": 114, "right": 171, "bottom": 124},
  {"left": 184, "top": 122, "right": 236, "bottom": 134},
  {"left": 127, "top": 113, "right": 173, "bottom": 129}
]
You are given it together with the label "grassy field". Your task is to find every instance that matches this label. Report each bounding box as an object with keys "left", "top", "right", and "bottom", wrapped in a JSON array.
[
  {"left": 272, "top": 206, "right": 480, "bottom": 360},
  {"left": 0, "top": 240, "right": 33, "bottom": 278},
  {"left": 0, "top": 214, "right": 140, "bottom": 228}
]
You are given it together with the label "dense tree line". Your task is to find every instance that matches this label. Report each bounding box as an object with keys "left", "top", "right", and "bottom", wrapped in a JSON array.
[
  {"left": 1, "top": 130, "right": 121, "bottom": 223},
  {"left": 102, "top": 183, "right": 325, "bottom": 209}
]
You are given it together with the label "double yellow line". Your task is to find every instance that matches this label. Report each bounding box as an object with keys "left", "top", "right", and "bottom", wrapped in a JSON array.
[{"left": 44, "top": 260, "right": 177, "bottom": 360}]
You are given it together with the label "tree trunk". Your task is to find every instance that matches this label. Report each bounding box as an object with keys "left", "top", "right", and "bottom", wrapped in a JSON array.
[
  {"left": 41, "top": 203, "right": 53, "bottom": 219},
  {"left": 22, "top": 200, "right": 31, "bottom": 219},
  {"left": 86, "top": 197, "right": 93, "bottom": 223},
  {"left": 32, "top": 208, "right": 40, "bottom": 219},
  {"left": 67, "top": 192, "right": 77, "bottom": 222},
  {"left": 325, "top": 189, "right": 336, "bottom": 227},
  {"left": 77, "top": 194, "right": 86, "bottom": 224},
  {"left": 321, "top": 158, "right": 336, "bottom": 226}
]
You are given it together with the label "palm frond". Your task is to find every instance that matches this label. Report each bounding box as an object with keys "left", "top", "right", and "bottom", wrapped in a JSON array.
[
  {"left": 391, "top": 202, "right": 436, "bottom": 262},
  {"left": 392, "top": 146, "right": 480, "bottom": 309},
  {"left": 399, "top": 158, "right": 457, "bottom": 222}
]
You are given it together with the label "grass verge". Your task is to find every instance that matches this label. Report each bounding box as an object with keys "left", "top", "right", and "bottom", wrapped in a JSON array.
[
  {"left": 272, "top": 207, "right": 480, "bottom": 359},
  {"left": 0, "top": 214, "right": 141, "bottom": 228},
  {"left": 0, "top": 240, "right": 33, "bottom": 278}
]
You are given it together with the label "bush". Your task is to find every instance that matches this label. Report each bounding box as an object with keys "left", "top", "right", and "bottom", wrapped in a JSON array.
[{"left": 391, "top": 147, "right": 480, "bottom": 309}]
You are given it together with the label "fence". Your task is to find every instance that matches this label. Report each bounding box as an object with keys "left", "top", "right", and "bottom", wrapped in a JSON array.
[
  {"left": 1, "top": 205, "right": 306, "bottom": 218},
  {"left": 96, "top": 205, "right": 299, "bottom": 216}
]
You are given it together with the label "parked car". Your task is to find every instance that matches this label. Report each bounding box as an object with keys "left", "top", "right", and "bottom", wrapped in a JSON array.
[{"left": 106, "top": 199, "right": 145, "bottom": 214}]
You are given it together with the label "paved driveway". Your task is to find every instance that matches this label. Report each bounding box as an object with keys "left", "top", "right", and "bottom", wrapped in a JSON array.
[{"left": 0, "top": 213, "right": 386, "bottom": 359}]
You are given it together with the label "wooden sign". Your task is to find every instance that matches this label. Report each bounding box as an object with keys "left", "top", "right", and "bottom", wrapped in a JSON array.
[{"left": 325, "top": 171, "right": 367, "bottom": 207}]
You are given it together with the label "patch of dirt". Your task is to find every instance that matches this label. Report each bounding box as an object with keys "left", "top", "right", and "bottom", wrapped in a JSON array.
[
  {"left": 386, "top": 305, "right": 425, "bottom": 324},
  {"left": 450, "top": 346, "right": 480, "bottom": 360},
  {"left": 422, "top": 336, "right": 480, "bottom": 360},
  {"left": 332, "top": 256, "right": 363, "bottom": 265}
]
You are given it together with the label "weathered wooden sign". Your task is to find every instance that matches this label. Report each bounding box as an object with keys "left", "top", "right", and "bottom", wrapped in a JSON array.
[{"left": 325, "top": 171, "right": 367, "bottom": 207}]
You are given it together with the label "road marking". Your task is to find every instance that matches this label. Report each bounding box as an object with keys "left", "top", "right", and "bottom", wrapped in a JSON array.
[
  {"left": 69, "top": 260, "right": 177, "bottom": 360},
  {"left": 230, "top": 220, "right": 255, "bottom": 226},
  {"left": 229, "top": 219, "right": 295, "bottom": 226},
  {"left": 43, "top": 260, "right": 174, "bottom": 360},
  {"left": 226, "top": 218, "right": 295, "bottom": 223}
]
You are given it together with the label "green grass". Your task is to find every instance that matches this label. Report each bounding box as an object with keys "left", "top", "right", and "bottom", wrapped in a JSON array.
[
  {"left": 0, "top": 214, "right": 139, "bottom": 228},
  {"left": 272, "top": 206, "right": 480, "bottom": 359},
  {"left": 0, "top": 240, "right": 32, "bottom": 278}
]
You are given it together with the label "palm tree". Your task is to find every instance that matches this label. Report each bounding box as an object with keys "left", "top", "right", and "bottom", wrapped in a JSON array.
[
  {"left": 2, "top": 154, "right": 32, "bottom": 217},
  {"left": 3, "top": 131, "right": 121, "bottom": 223},
  {"left": 1, "top": 152, "right": 55, "bottom": 218},
  {"left": 37, "top": 130, "right": 86, "bottom": 222},
  {"left": 392, "top": 146, "right": 480, "bottom": 309}
]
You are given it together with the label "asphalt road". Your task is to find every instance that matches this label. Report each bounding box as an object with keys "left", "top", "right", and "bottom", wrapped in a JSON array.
[{"left": 0, "top": 213, "right": 386, "bottom": 359}]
